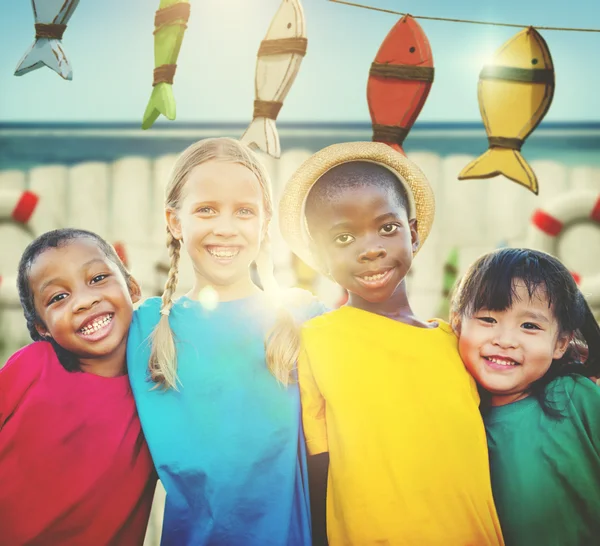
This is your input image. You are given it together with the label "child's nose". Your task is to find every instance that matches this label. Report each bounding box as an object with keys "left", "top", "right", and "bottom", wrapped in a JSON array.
[
  {"left": 358, "top": 246, "right": 387, "bottom": 262},
  {"left": 212, "top": 216, "right": 239, "bottom": 237},
  {"left": 492, "top": 328, "right": 518, "bottom": 349},
  {"left": 72, "top": 288, "right": 101, "bottom": 313}
]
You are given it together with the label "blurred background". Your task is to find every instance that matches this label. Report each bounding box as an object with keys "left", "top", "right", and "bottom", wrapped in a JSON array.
[{"left": 1, "top": 1, "right": 599, "bottom": 541}]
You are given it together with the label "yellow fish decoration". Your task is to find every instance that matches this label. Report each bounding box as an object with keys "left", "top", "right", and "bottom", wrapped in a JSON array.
[{"left": 459, "top": 27, "right": 555, "bottom": 195}]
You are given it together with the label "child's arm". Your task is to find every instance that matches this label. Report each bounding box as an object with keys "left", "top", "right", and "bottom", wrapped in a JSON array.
[
  {"left": 298, "top": 336, "right": 329, "bottom": 545},
  {"left": 308, "top": 452, "right": 329, "bottom": 546}
]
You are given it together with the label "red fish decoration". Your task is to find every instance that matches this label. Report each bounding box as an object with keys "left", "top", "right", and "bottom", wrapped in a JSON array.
[{"left": 367, "top": 15, "right": 434, "bottom": 155}]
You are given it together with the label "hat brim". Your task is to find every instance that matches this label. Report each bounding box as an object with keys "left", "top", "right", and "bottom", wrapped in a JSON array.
[{"left": 278, "top": 141, "right": 435, "bottom": 276}]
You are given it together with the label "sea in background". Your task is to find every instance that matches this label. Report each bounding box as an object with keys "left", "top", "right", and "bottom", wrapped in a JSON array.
[{"left": 1, "top": 121, "right": 599, "bottom": 171}]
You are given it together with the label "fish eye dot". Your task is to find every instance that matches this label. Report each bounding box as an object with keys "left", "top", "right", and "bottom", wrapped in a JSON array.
[
  {"left": 409, "top": 46, "right": 416, "bottom": 53},
  {"left": 532, "top": 58, "right": 538, "bottom": 65}
]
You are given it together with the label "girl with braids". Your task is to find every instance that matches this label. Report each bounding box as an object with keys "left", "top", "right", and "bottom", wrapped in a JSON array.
[
  {"left": 451, "top": 247, "right": 600, "bottom": 546},
  {"left": 0, "top": 228, "right": 156, "bottom": 545},
  {"left": 127, "top": 137, "right": 324, "bottom": 546}
]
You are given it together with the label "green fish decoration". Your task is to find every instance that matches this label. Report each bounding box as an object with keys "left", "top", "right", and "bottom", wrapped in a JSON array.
[{"left": 142, "top": 0, "right": 190, "bottom": 130}]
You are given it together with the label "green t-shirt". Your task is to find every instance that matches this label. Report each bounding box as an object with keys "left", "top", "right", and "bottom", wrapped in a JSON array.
[{"left": 484, "top": 375, "right": 600, "bottom": 546}]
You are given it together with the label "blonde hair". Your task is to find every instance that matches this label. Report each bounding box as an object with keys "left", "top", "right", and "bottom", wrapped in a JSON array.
[{"left": 149, "top": 137, "right": 300, "bottom": 389}]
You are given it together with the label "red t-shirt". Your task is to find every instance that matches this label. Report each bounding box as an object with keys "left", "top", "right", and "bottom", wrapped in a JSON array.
[{"left": 0, "top": 342, "right": 157, "bottom": 545}]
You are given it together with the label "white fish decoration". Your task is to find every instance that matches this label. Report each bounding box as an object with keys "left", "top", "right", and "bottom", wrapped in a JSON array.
[
  {"left": 241, "top": 0, "right": 307, "bottom": 158},
  {"left": 15, "top": 0, "right": 81, "bottom": 80}
]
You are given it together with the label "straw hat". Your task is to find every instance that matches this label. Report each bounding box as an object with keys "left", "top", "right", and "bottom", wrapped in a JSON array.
[{"left": 278, "top": 141, "right": 435, "bottom": 275}]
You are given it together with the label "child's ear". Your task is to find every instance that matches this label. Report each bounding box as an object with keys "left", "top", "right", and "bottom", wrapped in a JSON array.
[
  {"left": 35, "top": 322, "right": 51, "bottom": 339},
  {"left": 166, "top": 208, "right": 183, "bottom": 241},
  {"left": 553, "top": 333, "right": 572, "bottom": 360},
  {"left": 128, "top": 276, "right": 142, "bottom": 304},
  {"left": 409, "top": 218, "right": 420, "bottom": 254}
]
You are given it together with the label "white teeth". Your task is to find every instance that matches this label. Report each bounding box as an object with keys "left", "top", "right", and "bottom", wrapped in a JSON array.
[
  {"left": 80, "top": 314, "right": 112, "bottom": 335},
  {"left": 487, "top": 357, "right": 517, "bottom": 366},
  {"left": 362, "top": 272, "right": 386, "bottom": 281},
  {"left": 208, "top": 247, "right": 239, "bottom": 258}
]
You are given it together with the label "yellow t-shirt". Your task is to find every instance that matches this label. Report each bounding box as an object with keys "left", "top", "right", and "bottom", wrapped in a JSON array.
[{"left": 299, "top": 306, "right": 504, "bottom": 546}]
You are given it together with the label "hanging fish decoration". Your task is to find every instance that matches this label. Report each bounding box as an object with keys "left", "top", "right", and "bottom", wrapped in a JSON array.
[
  {"left": 458, "top": 27, "right": 555, "bottom": 195},
  {"left": 142, "top": 0, "right": 191, "bottom": 130},
  {"left": 367, "top": 15, "right": 434, "bottom": 155},
  {"left": 15, "top": 0, "right": 81, "bottom": 80},
  {"left": 240, "top": 0, "right": 307, "bottom": 158}
]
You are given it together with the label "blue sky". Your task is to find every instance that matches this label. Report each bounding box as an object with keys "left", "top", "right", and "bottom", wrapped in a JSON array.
[{"left": 0, "top": 0, "right": 598, "bottom": 122}]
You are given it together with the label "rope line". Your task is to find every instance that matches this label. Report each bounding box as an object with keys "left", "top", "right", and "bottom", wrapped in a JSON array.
[{"left": 328, "top": 0, "right": 600, "bottom": 32}]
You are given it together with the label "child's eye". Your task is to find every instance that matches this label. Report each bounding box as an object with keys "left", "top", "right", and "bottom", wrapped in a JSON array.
[
  {"left": 91, "top": 274, "right": 108, "bottom": 284},
  {"left": 238, "top": 208, "right": 255, "bottom": 217},
  {"left": 196, "top": 206, "right": 215, "bottom": 215},
  {"left": 476, "top": 316, "right": 496, "bottom": 324},
  {"left": 522, "top": 322, "right": 541, "bottom": 330},
  {"left": 334, "top": 234, "right": 355, "bottom": 245},
  {"left": 48, "top": 293, "right": 67, "bottom": 305},
  {"left": 380, "top": 223, "right": 399, "bottom": 235}
]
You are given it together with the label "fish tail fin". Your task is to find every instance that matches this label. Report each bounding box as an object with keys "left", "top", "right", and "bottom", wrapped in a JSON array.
[
  {"left": 142, "top": 83, "right": 176, "bottom": 130},
  {"left": 458, "top": 148, "right": 539, "bottom": 195},
  {"left": 240, "top": 117, "right": 281, "bottom": 158},
  {"left": 14, "top": 39, "right": 72, "bottom": 80}
]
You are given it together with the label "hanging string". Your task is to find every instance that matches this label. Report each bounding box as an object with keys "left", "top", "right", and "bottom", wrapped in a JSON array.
[{"left": 328, "top": 0, "right": 600, "bottom": 32}]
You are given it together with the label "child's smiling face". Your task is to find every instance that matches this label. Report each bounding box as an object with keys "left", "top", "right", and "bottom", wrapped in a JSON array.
[
  {"left": 458, "top": 282, "right": 570, "bottom": 406},
  {"left": 167, "top": 160, "right": 267, "bottom": 298},
  {"left": 29, "top": 238, "right": 140, "bottom": 370},
  {"left": 306, "top": 163, "right": 418, "bottom": 305}
]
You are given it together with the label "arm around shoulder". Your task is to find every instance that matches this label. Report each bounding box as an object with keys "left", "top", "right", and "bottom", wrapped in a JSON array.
[{"left": 282, "top": 288, "right": 329, "bottom": 325}]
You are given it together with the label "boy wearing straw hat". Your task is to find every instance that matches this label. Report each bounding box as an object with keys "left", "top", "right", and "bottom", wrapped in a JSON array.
[{"left": 279, "top": 142, "right": 504, "bottom": 545}]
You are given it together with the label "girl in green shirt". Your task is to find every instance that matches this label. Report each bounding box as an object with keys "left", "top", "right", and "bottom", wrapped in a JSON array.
[{"left": 451, "top": 247, "right": 600, "bottom": 546}]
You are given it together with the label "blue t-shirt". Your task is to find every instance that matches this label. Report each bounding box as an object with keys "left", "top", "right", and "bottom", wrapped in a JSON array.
[{"left": 127, "top": 289, "right": 325, "bottom": 546}]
